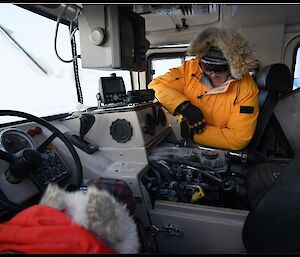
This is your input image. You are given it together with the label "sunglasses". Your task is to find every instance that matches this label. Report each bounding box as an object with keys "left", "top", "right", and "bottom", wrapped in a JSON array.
[{"left": 200, "top": 60, "right": 230, "bottom": 78}]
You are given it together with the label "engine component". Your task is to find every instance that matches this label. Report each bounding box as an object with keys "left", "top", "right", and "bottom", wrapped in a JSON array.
[
  {"left": 145, "top": 143, "right": 250, "bottom": 210},
  {"left": 191, "top": 186, "right": 205, "bottom": 203},
  {"left": 221, "top": 176, "right": 246, "bottom": 197},
  {"left": 148, "top": 144, "right": 228, "bottom": 173}
]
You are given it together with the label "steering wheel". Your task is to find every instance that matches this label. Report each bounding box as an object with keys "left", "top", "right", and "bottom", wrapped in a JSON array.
[{"left": 0, "top": 110, "right": 83, "bottom": 213}]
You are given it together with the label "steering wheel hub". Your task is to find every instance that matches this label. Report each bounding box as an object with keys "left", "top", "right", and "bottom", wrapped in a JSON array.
[{"left": 10, "top": 149, "right": 42, "bottom": 179}]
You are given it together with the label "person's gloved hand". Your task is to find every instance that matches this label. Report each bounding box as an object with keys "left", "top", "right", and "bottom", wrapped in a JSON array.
[
  {"left": 179, "top": 115, "right": 205, "bottom": 139},
  {"left": 175, "top": 101, "right": 205, "bottom": 139}
]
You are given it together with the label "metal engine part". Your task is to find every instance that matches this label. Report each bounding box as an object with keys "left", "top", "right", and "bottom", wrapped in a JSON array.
[{"left": 145, "top": 144, "right": 249, "bottom": 209}]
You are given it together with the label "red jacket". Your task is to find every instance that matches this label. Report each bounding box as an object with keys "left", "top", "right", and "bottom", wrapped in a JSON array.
[{"left": 0, "top": 205, "right": 115, "bottom": 254}]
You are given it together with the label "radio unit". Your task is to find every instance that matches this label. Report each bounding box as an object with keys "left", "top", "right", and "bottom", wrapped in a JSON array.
[{"left": 98, "top": 73, "right": 126, "bottom": 104}]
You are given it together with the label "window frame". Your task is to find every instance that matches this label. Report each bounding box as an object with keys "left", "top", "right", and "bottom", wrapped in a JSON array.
[{"left": 291, "top": 42, "right": 300, "bottom": 92}]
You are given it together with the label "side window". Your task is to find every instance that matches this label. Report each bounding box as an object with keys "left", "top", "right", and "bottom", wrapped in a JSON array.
[
  {"left": 147, "top": 53, "right": 194, "bottom": 84},
  {"left": 151, "top": 58, "right": 182, "bottom": 79},
  {"left": 184, "top": 56, "right": 194, "bottom": 61},
  {"left": 0, "top": 4, "right": 132, "bottom": 124},
  {"left": 293, "top": 46, "right": 300, "bottom": 90}
]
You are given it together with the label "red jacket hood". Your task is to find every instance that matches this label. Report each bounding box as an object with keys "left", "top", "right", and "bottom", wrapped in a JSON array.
[{"left": 0, "top": 205, "right": 115, "bottom": 254}]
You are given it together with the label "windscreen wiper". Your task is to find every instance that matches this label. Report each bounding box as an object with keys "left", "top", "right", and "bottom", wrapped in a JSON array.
[{"left": 0, "top": 24, "right": 47, "bottom": 75}]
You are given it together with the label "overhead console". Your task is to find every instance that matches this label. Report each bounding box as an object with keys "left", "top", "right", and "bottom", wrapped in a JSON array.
[{"left": 78, "top": 5, "right": 149, "bottom": 71}]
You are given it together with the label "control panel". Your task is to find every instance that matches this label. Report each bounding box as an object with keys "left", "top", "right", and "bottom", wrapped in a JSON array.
[
  {"left": 34, "top": 153, "right": 70, "bottom": 186},
  {"left": 62, "top": 102, "right": 170, "bottom": 149}
]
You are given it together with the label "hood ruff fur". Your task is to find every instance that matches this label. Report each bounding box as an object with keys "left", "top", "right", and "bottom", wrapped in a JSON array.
[
  {"left": 39, "top": 183, "right": 140, "bottom": 254},
  {"left": 187, "top": 27, "right": 259, "bottom": 79}
]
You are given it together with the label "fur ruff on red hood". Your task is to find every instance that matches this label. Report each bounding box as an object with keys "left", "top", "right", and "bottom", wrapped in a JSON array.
[{"left": 0, "top": 205, "right": 115, "bottom": 254}]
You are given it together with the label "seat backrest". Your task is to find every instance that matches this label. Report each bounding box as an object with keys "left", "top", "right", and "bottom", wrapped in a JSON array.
[
  {"left": 242, "top": 152, "right": 300, "bottom": 253},
  {"left": 247, "top": 63, "right": 291, "bottom": 151}
]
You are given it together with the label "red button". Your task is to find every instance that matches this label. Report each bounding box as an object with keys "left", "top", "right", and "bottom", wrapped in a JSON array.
[
  {"left": 35, "top": 127, "right": 42, "bottom": 134},
  {"left": 27, "top": 129, "right": 35, "bottom": 137},
  {"left": 27, "top": 127, "right": 42, "bottom": 137}
]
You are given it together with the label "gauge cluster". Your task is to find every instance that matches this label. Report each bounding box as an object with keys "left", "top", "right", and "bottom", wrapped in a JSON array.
[{"left": 0, "top": 128, "right": 35, "bottom": 155}]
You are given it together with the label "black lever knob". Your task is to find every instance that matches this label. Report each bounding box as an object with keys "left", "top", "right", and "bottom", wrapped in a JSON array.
[{"left": 79, "top": 113, "right": 95, "bottom": 141}]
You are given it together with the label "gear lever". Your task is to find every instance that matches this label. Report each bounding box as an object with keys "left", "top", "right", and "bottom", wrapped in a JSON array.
[
  {"left": 79, "top": 113, "right": 95, "bottom": 142},
  {"left": 64, "top": 112, "right": 98, "bottom": 154}
]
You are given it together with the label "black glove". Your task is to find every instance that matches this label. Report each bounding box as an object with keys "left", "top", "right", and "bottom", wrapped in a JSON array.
[{"left": 176, "top": 101, "right": 205, "bottom": 139}]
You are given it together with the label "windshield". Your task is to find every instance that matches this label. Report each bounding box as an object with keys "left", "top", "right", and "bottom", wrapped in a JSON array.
[{"left": 0, "top": 4, "right": 131, "bottom": 124}]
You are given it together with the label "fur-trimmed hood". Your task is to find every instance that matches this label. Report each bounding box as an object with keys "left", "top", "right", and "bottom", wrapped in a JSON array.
[
  {"left": 39, "top": 183, "right": 140, "bottom": 254},
  {"left": 187, "top": 27, "right": 259, "bottom": 79}
]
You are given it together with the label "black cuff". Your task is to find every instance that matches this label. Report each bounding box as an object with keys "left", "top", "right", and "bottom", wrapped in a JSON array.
[{"left": 175, "top": 101, "right": 190, "bottom": 115}]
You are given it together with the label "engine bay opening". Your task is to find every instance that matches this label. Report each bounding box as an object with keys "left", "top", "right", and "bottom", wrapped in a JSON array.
[{"left": 143, "top": 141, "right": 251, "bottom": 211}]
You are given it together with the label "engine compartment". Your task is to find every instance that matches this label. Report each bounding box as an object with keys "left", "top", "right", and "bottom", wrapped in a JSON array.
[{"left": 145, "top": 142, "right": 250, "bottom": 210}]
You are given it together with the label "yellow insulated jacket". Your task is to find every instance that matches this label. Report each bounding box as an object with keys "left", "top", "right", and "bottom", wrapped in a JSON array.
[{"left": 148, "top": 58, "right": 259, "bottom": 151}]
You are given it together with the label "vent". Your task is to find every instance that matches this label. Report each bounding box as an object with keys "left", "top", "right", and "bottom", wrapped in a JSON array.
[
  {"left": 179, "top": 5, "right": 193, "bottom": 16},
  {"left": 148, "top": 4, "right": 218, "bottom": 16}
]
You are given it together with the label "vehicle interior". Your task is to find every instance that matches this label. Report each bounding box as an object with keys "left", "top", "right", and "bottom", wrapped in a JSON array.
[{"left": 1, "top": 3, "right": 300, "bottom": 253}]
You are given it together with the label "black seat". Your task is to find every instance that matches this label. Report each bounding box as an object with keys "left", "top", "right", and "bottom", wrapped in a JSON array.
[
  {"left": 242, "top": 64, "right": 298, "bottom": 253},
  {"left": 242, "top": 152, "right": 300, "bottom": 253},
  {"left": 247, "top": 63, "right": 291, "bottom": 151}
]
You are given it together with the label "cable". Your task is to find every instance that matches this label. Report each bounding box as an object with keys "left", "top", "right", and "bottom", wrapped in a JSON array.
[
  {"left": 54, "top": 5, "right": 81, "bottom": 63},
  {"left": 70, "top": 27, "right": 78, "bottom": 40},
  {"left": 62, "top": 6, "right": 83, "bottom": 104},
  {"left": 69, "top": 8, "right": 83, "bottom": 104},
  {"left": 70, "top": 27, "right": 83, "bottom": 104}
]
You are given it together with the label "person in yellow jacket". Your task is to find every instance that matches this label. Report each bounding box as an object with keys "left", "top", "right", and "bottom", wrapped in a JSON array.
[{"left": 148, "top": 27, "right": 260, "bottom": 151}]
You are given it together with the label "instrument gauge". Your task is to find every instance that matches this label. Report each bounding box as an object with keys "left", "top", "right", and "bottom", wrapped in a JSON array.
[{"left": 0, "top": 128, "right": 35, "bottom": 155}]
